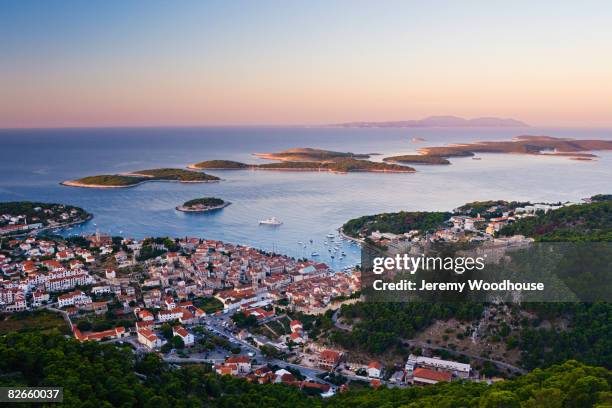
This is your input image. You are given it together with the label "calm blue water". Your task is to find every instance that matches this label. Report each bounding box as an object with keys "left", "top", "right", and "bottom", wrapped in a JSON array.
[{"left": 1, "top": 127, "right": 611, "bottom": 269}]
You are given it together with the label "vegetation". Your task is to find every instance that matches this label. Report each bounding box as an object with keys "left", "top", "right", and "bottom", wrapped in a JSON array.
[
  {"left": 132, "top": 168, "right": 219, "bottom": 181},
  {"left": 383, "top": 154, "right": 451, "bottom": 165},
  {"left": 591, "top": 194, "right": 612, "bottom": 202},
  {"left": 258, "top": 161, "right": 322, "bottom": 169},
  {"left": 332, "top": 302, "right": 483, "bottom": 354},
  {"left": 73, "top": 174, "right": 148, "bottom": 186},
  {"left": 231, "top": 311, "right": 258, "bottom": 328},
  {"left": 320, "top": 158, "right": 414, "bottom": 173},
  {"left": 181, "top": 197, "right": 226, "bottom": 208},
  {"left": 456, "top": 200, "right": 529, "bottom": 216},
  {"left": 0, "top": 201, "right": 90, "bottom": 226},
  {"left": 71, "top": 168, "right": 219, "bottom": 187},
  {"left": 0, "top": 310, "right": 69, "bottom": 335},
  {"left": 190, "top": 160, "right": 250, "bottom": 169},
  {"left": 190, "top": 158, "right": 415, "bottom": 173},
  {"left": 499, "top": 199, "right": 612, "bottom": 241},
  {"left": 193, "top": 296, "right": 224, "bottom": 314},
  {"left": 256, "top": 148, "right": 370, "bottom": 162},
  {"left": 518, "top": 302, "right": 612, "bottom": 370},
  {"left": 342, "top": 211, "right": 451, "bottom": 238},
  {"left": 1, "top": 331, "right": 610, "bottom": 407}
]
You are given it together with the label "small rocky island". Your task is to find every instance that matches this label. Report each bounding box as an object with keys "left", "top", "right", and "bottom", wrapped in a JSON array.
[
  {"left": 62, "top": 168, "right": 220, "bottom": 188},
  {"left": 176, "top": 197, "right": 230, "bottom": 212}
]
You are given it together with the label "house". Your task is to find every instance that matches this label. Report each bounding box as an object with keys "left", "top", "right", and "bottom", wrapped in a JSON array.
[
  {"left": 137, "top": 329, "right": 166, "bottom": 349},
  {"left": 58, "top": 290, "right": 91, "bottom": 308},
  {"left": 74, "top": 326, "right": 126, "bottom": 342},
  {"left": 92, "top": 301, "right": 108, "bottom": 315},
  {"left": 31, "top": 290, "right": 49, "bottom": 306},
  {"left": 289, "top": 320, "right": 303, "bottom": 332},
  {"left": 157, "top": 308, "right": 183, "bottom": 322},
  {"left": 92, "top": 285, "right": 112, "bottom": 295},
  {"left": 317, "top": 349, "right": 342, "bottom": 370},
  {"left": 225, "top": 356, "right": 251, "bottom": 373},
  {"left": 56, "top": 251, "right": 74, "bottom": 261},
  {"left": 215, "top": 363, "right": 239, "bottom": 376},
  {"left": 412, "top": 367, "right": 452, "bottom": 385},
  {"left": 367, "top": 361, "right": 384, "bottom": 379},
  {"left": 289, "top": 332, "right": 305, "bottom": 344},
  {"left": 406, "top": 355, "right": 470, "bottom": 378},
  {"left": 172, "top": 325, "right": 194, "bottom": 347},
  {"left": 164, "top": 296, "right": 176, "bottom": 310},
  {"left": 138, "top": 309, "right": 155, "bottom": 321}
]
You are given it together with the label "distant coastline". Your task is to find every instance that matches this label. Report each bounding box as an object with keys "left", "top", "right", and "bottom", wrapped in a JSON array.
[{"left": 331, "top": 115, "right": 529, "bottom": 128}]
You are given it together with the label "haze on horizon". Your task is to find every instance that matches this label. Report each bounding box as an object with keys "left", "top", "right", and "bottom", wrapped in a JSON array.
[{"left": 1, "top": 0, "right": 611, "bottom": 129}]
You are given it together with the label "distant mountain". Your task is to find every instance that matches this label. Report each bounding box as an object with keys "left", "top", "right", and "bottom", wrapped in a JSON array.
[{"left": 332, "top": 115, "right": 529, "bottom": 128}]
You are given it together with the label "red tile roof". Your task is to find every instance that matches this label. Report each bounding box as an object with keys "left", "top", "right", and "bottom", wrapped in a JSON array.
[{"left": 413, "top": 367, "right": 452, "bottom": 382}]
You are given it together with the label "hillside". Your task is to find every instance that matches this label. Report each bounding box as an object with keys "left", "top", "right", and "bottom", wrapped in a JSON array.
[
  {"left": 499, "top": 198, "right": 612, "bottom": 241},
  {"left": 1, "top": 331, "right": 610, "bottom": 407},
  {"left": 342, "top": 211, "right": 451, "bottom": 238}
]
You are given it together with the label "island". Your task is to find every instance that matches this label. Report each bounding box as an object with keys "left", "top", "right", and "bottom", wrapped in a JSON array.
[
  {"left": 381, "top": 135, "right": 612, "bottom": 165},
  {"left": 190, "top": 148, "right": 416, "bottom": 174},
  {"left": 252, "top": 147, "right": 370, "bottom": 162},
  {"left": 0, "top": 201, "right": 92, "bottom": 236},
  {"left": 383, "top": 154, "right": 451, "bottom": 165},
  {"left": 62, "top": 168, "right": 220, "bottom": 188},
  {"left": 331, "top": 115, "right": 529, "bottom": 128},
  {"left": 176, "top": 197, "right": 230, "bottom": 212},
  {"left": 187, "top": 160, "right": 249, "bottom": 170},
  {"left": 417, "top": 135, "right": 612, "bottom": 161}
]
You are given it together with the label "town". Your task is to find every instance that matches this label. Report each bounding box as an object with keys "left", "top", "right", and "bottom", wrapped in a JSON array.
[{"left": 0, "top": 224, "right": 496, "bottom": 396}]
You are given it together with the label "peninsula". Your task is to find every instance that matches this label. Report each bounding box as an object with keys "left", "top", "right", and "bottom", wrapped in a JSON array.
[
  {"left": 176, "top": 197, "right": 230, "bottom": 212},
  {"left": 0, "top": 201, "right": 92, "bottom": 236},
  {"left": 62, "top": 168, "right": 220, "bottom": 188}
]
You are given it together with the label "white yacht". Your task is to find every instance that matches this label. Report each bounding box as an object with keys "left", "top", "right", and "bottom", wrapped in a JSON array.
[{"left": 259, "top": 217, "right": 283, "bottom": 225}]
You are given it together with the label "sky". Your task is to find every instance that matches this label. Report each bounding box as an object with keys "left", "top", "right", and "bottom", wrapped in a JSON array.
[{"left": 1, "top": 0, "right": 611, "bottom": 128}]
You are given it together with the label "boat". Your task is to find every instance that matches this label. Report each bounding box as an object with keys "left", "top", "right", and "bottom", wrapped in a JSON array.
[
  {"left": 259, "top": 217, "right": 283, "bottom": 225},
  {"left": 472, "top": 157, "right": 482, "bottom": 160},
  {"left": 298, "top": 241, "right": 303, "bottom": 245},
  {"left": 311, "top": 252, "right": 320, "bottom": 257},
  {"left": 326, "top": 233, "right": 335, "bottom": 238}
]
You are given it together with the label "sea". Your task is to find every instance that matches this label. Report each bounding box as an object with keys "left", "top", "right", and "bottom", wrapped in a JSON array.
[{"left": 1, "top": 126, "right": 611, "bottom": 269}]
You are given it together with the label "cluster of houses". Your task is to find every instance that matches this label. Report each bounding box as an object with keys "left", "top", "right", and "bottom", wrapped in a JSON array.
[
  {"left": 214, "top": 358, "right": 334, "bottom": 395},
  {"left": 352, "top": 355, "right": 471, "bottom": 387},
  {"left": 365, "top": 201, "right": 572, "bottom": 250},
  {"left": 0, "top": 236, "right": 97, "bottom": 312},
  {"left": 0, "top": 204, "right": 87, "bottom": 236}
]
